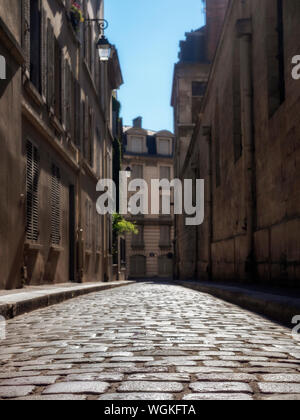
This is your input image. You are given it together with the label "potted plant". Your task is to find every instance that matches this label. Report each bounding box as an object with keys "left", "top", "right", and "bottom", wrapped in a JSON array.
[{"left": 70, "top": 1, "right": 84, "bottom": 32}]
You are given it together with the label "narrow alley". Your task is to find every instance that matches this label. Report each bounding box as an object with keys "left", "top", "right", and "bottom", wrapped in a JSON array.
[{"left": 0, "top": 283, "right": 299, "bottom": 400}]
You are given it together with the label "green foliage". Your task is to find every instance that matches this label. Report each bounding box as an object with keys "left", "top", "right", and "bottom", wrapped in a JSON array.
[{"left": 112, "top": 213, "right": 138, "bottom": 235}]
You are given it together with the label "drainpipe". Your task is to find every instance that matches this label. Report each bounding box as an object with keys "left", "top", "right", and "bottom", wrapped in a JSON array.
[
  {"left": 203, "top": 126, "right": 213, "bottom": 281},
  {"left": 237, "top": 18, "right": 256, "bottom": 280}
]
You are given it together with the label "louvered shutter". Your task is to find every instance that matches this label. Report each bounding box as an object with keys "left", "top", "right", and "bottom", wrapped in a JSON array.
[
  {"left": 90, "top": 107, "right": 94, "bottom": 167},
  {"left": 47, "top": 20, "right": 55, "bottom": 108},
  {"left": 41, "top": 5, "right": 47, "bottom": 97},
  {"left": 26, "top": 140, "right": 39, "bottom": 242},
  {"left": 22, "top": 0, "right": 30, "bottom": 70},
  {"left": 75, "top": 80, "right": 81, "bottom": 146},
  {"left": 84, "top": 97, "right": 89, "bottom": 159},
  {"left": 60, "top": 57, "right": 66, "bottom": 126},
  {"left": 50, "top": 164, "right": 61, "bottom": 245}
]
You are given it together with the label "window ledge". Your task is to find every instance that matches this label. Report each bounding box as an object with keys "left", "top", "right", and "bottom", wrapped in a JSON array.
[
  {"left": 49, "top": 111, "right": 64, "bottom": 135},
  {"left": 23, "top": 78, "right": 44, "bottom": 107},
  {"left": 50, "top": 244, "right": 64, "bottom": 253},
  {"left": 24, "top": 242, "right": 43, "bottom": 252},
  {"left": 159, "top": 244, "right": 172, "bottom": 249},
  {"left": 131, "top": 245, "right": 145, "bottom": 250}
]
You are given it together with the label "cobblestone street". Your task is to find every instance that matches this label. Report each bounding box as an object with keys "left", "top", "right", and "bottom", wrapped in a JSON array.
[{"left": 0, "top": 282, "right": 300, "bottom": 400}]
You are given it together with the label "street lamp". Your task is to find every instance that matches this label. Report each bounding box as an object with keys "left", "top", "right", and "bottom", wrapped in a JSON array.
[
  {"left": 84, "top": 18, "right": 112, "bottom": 62},
  {"left": 97, "top": 35, "right": 112, "bottom": 62}
]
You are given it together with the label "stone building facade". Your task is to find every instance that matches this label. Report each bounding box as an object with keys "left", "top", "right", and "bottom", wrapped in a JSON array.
[
  {"left": 122, "top": 118, "right": 175, "bottom": 279},
  {"left": 0, "top": 0, "right": 123, "bottom": 290},
  {"left": 173, "top": 0, "right": 300, "bottom": 288},
  {"left": 172, "top": 0, "right": 228, "bottom": 279}
]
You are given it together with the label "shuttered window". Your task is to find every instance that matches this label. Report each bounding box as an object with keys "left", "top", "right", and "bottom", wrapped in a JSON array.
[
  {"left": 96, "top": 215, "right": 102, "bottom": 252},
  {"left": 160, "top": 166, "right": 171, "bottom": 180},
  {"left": 26, "top": 140, "right": 40, "bottom": 242},
  {"left": 132, "top": 165, "right": 143, "bottom": 179},
  {"left": 160, "top": 226, "right": 171, "bottom": 247},
  {"left": 130, "top": 255, "right": 146, "bottom": 278},
  {"left": 30, "top": 0, "right": 41, "bottom": 92},
  {"left": 54, "top": 39, "right": 62, "bottom": 121},
  {"left": 131, "top": 137, "right": 144, "bottom": 154},
  {"left": 132, "top": 226, "right": 144, "bottom": 248},
  {"left": 85, "top": 199, "right": 93, "bottom": 250},
  {"left": 158, "top": 139, "right": 171, "bottom": 156},
  {"left": 50, "top": 164, "right": 61, "bottom": 245},
  {"left": 47, "top": 19, "right": 55, "bottom": 108}
]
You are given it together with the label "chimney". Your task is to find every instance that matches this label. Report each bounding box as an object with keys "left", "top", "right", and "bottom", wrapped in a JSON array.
[
  {"left": 133, "top": 116, "right": 143, "bottom": 129},
  {"left": 205, "top": 0, "right": 229, "bottom": 62}
]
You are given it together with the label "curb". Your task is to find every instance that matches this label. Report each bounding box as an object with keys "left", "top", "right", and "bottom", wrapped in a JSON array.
[
  {"left": 175, "top": 281, "right": 300, "bottom": 326},
  {"left": 0, "top": 281, "right": 133, "bottom": 320}
]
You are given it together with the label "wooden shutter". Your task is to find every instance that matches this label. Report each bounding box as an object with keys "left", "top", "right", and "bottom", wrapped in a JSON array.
[
  {"left": 132, "top": 165, "right": 143, "bottom": 179},
  {"left": 158, "top": 256, "right": 173, "bottom": 278},
  {"left": 160, "top": 166, "right": 171, "bottom": 180},
  {"left": 83, "top": 97, "right": 89, "bottom": 159},
  {"left": 50, "top": 164, "right": 61, "bottom": 245},
  {"left": 130, "top": 255, "right": 146, "bottom": 278},
  {"left": 89, "top": 107, "right": 94, "bottom": 167},
  {"left": 54, "top": 40, "right": 62, "bottom": 121},
  {"left": 26, "top": 140, "right": 39, "bottom": 242},
  {"left": 160, "top": 226, "right": 170, "bottom": 247},
  {"left": 132, "top": 226, "right": 144, "bottom": 247},
  {"left": 47, "top": 20, "right": 55, "bottom": 108},
  {"left": 41, "top": 5, "right": 47, "bottom": 98},
  {"left": 74, "top": 80, "right": 81, "bottom": 146},
  {"left": 22, "top": 0, "right": 30, "bottom": 70},
  {"left": 30, "top": 0, "right": 42, "bottom": 92}
]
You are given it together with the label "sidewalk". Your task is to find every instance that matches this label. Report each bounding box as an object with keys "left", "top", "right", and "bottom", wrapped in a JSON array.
[
  {"left": 0, "top": 281, "right": 132, "bottom": 320},
  {"left": 175, "top": 280, "right": 300, "bottom": 326}
]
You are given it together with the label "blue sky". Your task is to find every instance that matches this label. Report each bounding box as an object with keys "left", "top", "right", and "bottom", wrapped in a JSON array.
[{"left": 105, "top": 0, "right": 205, "bottom": 132}]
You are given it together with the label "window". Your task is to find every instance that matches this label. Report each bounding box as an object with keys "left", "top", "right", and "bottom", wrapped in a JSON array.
[
  {"left": 267, "top": 0, "right": 285, "bottom": 117},
  {"left": 131, "top": 136, "right": 144, "bottom": 154},
  {"left": 132, "top": 164, "right": 143, "bottom": 179},
  {"left": 233, "top": 38, "right": 243, "bottom": 162},
  {"left": 160, "top": 166, "right": 171, "bottom": 180},
  {"left": 160, "top": 226, "right": 171, "bottom": 247},
  {"left": 83, "top": 98, "right": 94, "bottom": 166},
  {"left": 26, "top": 140, "right": 39, "bottom": 242},
  {"left": 85, "top": 199, "right": 93, "bottom": 250},
  {"left": 96, "top": 215, "right": 102, "bottom": 252},
  {"left": 158, "top": 139, "right": 172, "bottom": 156},
  {"left": 132, "top": 226, "right": 144, "bottom": 248},
  {"left": 192, "top": 81, "right": 206, "bottom": 97},
  {"left": 30, "top": 0, "right": 41, "bottom": 92},
  {"left": 54, "top": 39, "right": 62, "bottom": 121},
  {"left": 50, "top": 164, "right": 61, "bottom": 245}
]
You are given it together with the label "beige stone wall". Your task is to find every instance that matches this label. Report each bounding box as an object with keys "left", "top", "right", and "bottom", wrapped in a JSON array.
[
  {"left": 0, "top": 1, "right": 23, "bottom": 289},
  {"left": 177, "top": 0, "right": 300, "bottom": 287},
  {"left": 122, "top": 142, "right": 174, "bottom": 279},
  {"left": 0, "top": 0, "right": 120, "bottom": 289}
]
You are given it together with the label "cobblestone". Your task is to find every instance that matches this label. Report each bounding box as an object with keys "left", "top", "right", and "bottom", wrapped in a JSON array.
[{"left": 0, "top": 282, "right": 299, "bottom": 400}]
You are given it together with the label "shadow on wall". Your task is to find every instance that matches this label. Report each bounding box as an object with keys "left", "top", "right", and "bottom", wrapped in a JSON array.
[{"left": 0, "top": 52, "right": 18, "bottom": 98}]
